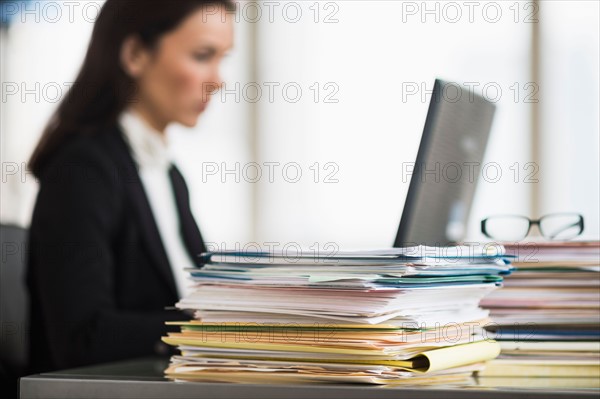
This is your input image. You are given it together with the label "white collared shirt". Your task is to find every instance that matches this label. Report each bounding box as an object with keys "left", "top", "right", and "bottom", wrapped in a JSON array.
[{"left": 118, "top": 108, "right": 194, "bottom": 299}]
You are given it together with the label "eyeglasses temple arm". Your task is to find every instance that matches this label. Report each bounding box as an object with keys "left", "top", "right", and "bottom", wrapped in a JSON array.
[{"left": 547, "top": 220, "right": 582, "bottom": 240}]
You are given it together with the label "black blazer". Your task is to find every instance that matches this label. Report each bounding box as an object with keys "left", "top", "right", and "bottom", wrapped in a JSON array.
[{"left": 27, "top": 124, "right": 202, "bottom": 372}]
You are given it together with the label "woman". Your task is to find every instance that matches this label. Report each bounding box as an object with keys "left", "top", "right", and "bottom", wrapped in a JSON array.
[{"left": 26, "top": 0, "right": 235, "bottom": 372}]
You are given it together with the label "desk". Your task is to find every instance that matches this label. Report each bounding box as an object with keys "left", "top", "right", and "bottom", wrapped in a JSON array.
[{"left": 20, "top": 358, "right": 599, "bottom": 399}]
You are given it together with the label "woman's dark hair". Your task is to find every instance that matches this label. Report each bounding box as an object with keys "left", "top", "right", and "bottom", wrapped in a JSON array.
[{"left": 29, "top": 0, "right": 235, "bottom": 177}]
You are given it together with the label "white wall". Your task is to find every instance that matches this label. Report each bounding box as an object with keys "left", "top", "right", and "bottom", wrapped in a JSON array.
[
  {"left": 538, "top": 0, "right": 600, "bottom": 239},
  {"left": 1, "top": 0, "right": 598, "bottom": 248},
  {"left": 0, "top": 0, "right": 254, "bottom": 247},
  {"left": 254, "top": 1, "right": 533, "bottom": 248},
  {"left": 1, "top": 1, "right": 95, "bottom": 225}
]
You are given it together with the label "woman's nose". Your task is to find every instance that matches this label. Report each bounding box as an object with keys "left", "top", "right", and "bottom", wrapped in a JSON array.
[
  {"left": 202, "top": 77, "right": 223, "bottom": 101},
  {"left": 208, "top": 74, "right": 225, "bottom": 94}
]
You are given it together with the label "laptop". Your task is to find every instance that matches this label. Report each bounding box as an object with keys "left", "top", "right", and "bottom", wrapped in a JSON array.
[{"left": 394, "top": 79, "right": 497, "bottom": 247}]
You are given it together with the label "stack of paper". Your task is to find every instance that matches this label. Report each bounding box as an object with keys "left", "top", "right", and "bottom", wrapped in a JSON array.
[
  {"left": 162, "top": 246, "right": 510, "bottom": 384},
  {"left": 480, "top": 241, "right": 600, "bottom": 378}
]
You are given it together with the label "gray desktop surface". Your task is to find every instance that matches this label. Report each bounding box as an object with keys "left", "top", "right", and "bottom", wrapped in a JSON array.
[{"left": 20, "top": 357, "right": 599, "bottom": 399}]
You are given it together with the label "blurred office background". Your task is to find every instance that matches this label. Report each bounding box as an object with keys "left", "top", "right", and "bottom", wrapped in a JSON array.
[{"left": 1, "top": 0, "right": 599, "bottom": 249}]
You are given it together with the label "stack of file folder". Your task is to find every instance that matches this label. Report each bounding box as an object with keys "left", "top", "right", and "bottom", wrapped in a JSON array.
[
  {"left": 480, "top": 241, "right": 600, "bottom": 380},
  {"left": 163, "top": 246, "right": 511, "bottom": 384}
]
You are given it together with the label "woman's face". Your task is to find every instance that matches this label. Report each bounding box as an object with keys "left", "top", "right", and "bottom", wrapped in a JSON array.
[{"left": 126, "top": 6, "right": 234, "bottom": 130}]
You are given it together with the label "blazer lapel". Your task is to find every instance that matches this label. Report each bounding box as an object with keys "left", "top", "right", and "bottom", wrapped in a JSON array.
[{"left": 106, "top": 124, "right": 179, "bottom": 299}]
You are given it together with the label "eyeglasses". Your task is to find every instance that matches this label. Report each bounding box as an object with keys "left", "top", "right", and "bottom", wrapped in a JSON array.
[{"left": 481, "top": 213, "right": 584, "bottom": 241}]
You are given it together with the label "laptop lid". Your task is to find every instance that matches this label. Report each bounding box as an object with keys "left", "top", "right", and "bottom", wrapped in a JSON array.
[{"left": 394, "top": 79, "right": 496, "bottom": 247}]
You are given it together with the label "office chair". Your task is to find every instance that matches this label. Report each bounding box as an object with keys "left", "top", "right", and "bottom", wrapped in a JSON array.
[{"left": 1, "top": 224, "right": 29, "bottom": 398}]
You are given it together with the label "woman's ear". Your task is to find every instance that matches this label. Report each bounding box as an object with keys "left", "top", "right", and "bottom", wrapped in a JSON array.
[{"left": 120, "top": 35, "right": 150, "bottom": 78}]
